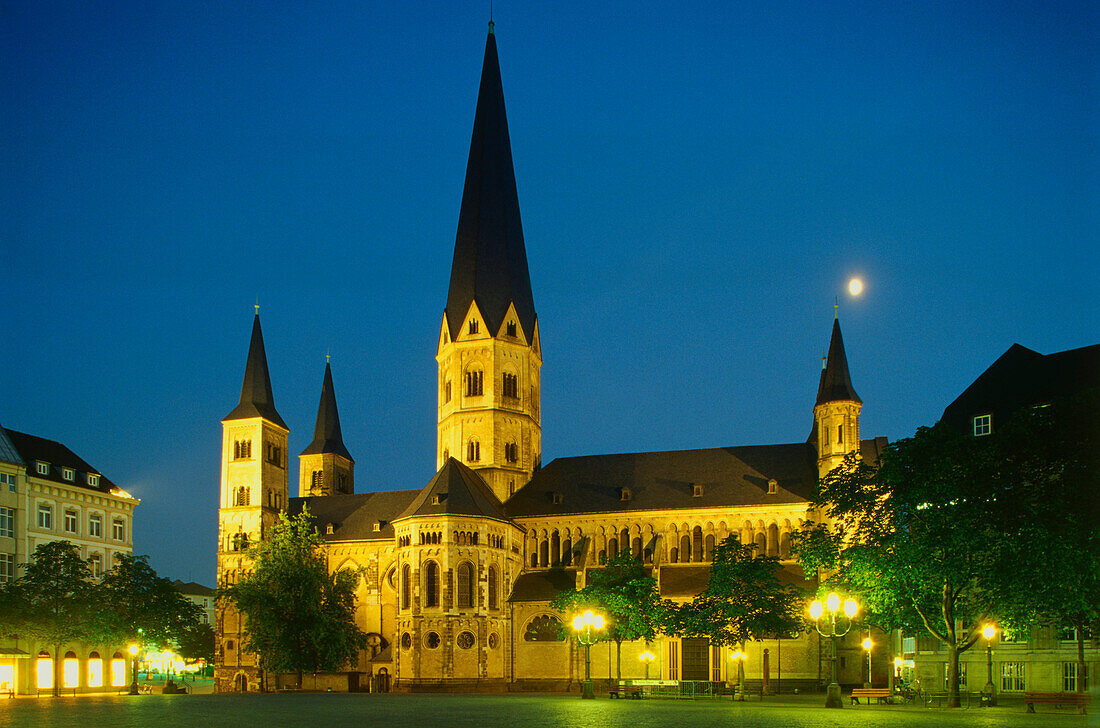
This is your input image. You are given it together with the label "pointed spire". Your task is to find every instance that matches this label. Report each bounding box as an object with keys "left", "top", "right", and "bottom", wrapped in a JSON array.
[
  {"left": 445, "top": 27, "right": 536, "bottom": 342},
  {"left": 301, "top": 362, "right": 353, "bottom": 461},
  {"left": 224, "top": 313, "right": 287, "bottom": 428},
  {"left": 816, "top": 317, "right": 862, "bottom": 405}
]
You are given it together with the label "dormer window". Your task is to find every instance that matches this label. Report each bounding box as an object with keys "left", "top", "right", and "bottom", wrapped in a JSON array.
[
  {"left": 973, "top": 414, "right": 992, "bottom": 437},
  {"left": 431, "top": 494, "right": 443, "bottom": 505},
  {"left": 326, "top": 523, "right": 335, "bottom": 535},
  {"left": 620, "top": 488, "right": 632, "bottom": 502},
  {"left": 468, "top": 319, "right": 479, "bottom": 335},
  {"left": 692, "top": 484, "right": 703, "bottom": 497},
  {"left": 373, "top": 520, "right": 384, "bottom": 532},
  {"left": 767, "top": 479, "right": 778, "bottom": 494},
  {"left": 36, "top": 462, "right": 49, "bottom": 476},
  {"left": 506, "top": 321, "right": 517, "bottom": 337},
  {"left": 552, "top": 492, "right": 563, "bottom": 505},
  {"left": 62, "top": 468, "right": 75, "bottom": 482},
  {"left": 87, "top": 474, "right": 99, "bottom": 487}
]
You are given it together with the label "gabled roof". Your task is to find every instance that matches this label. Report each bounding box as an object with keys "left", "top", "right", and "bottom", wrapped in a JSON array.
[
  {"left": 445, "top": 25, "right": 536, "bottom": 343},
  {"left": 4, "top": 428, "right": 114, "bottom": 492},
  {"left": 940, "top": 342, "right": 1100, "bottom": 433},
  {"left": 0, "top": 424, "right": 24, "bottom": 467},
  {"left": 172, "top": 580, "right": 216, "bottom": 597},
  {"left": 224, "top": 313, "right": 287, "bottom": 429},
  {"left": 289, "top": 489, "right": 420, "bottom": 542},
  {"left": 300, "top": 362, "right": 353, "bottom": 462},
  {"left": 505, "top": 442, "right": 826, "bottom": 518},
  {"left": 816, "top": 317, "right": 861, "bottom": 405},
  {"left": 395, "top": 458, "right": 508, "bottom": 522}
]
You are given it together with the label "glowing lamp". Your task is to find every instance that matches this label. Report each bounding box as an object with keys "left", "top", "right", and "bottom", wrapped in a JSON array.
[
  {"left": 826, "top": 592, "right": 840, "bottom": 613},
  {"left": 844, "top": 598, "right": 859, "bottom": 618},
  {"left": 982, "top": 624, "right": 996, "bottom": 641},
  {"left": 862, "top": 637, "right": 873, "bottom": 651}
]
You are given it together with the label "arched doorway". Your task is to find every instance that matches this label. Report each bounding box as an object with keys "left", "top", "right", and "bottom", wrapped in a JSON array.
[{"left": 234, "top": 673, "right": 248, "bottom": 692}]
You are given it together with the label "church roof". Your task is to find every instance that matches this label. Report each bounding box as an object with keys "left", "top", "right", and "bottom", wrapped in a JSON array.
[
  {"left": 395, "top": 458, "right": 509, "bottom": 522},
  {"left": 504, "top": 442, "right": 822, "bottom": 518},
  {"left": 224, "top": 313, "right": 287, "bottom": 429},
  {"left": 289, "top": 489, "right": 420, "bottom": 542},
  {"left": 445, "top": 25, "right": 536, "bottom": 342},
  {"left": 300, "top": 362, "right": 353, "bottom": 462},
  {"left": 508, "top": 569, "right": 578, "bottom": 603},
  {"left": 816, "top": 317, "right": 861, "bottom": 405},
  {"left": 0, "top": 423, "right": 24, "bottom": 467},
  {"left": 3, "top": 428, "right": 115, "bottom": 492}
]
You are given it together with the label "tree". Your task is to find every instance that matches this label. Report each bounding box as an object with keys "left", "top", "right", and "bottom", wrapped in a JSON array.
[
  {"left": 550, "top": 549, "right": 669, "bottom": 681},
  {"left": 1, "top": 541, "right": 95, "bottom": 696},
  {"left": 98, "top": 554, "right": 203, "bottom": 681},
  {"left": 676, "top": 536, "right": 804, "bottom": 690},
  {"left": 177, "top": 623, "right": 216, "bottom": 666},
  {"left": 796, "top": 424, "right": 1010, "bottom": 708},
  {"left": 220, "top": 507, "right": 367, "bottom": 686}
]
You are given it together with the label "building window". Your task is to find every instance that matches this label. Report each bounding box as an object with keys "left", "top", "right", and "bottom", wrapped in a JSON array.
[
  {"left": 36, "top": 462, "right": 49, "bottom": 476},
  {"left": 423, "top": 560, "right": 439, "bottom": 607},
  {"left": 1063, "top": 662, "right": 1088, "bottom": 692},
  {"left": 457, "top": 631, "right": 475, "bottom": 649},
  {"left": 233, "top": 439, "right": 252, "bottom": 459},
  {"left": 0, "top": 553, "right": 14, "bottom": 582},
  {"left": 1001, "top": 662, "right": 1025, "bottom": 691},
  {"left": 425, "top": 632, "right": 440, "bottom": 649},
  {"left": 400, "top": 633, "right": 411, "bottom": 650},
  {"left": 620, "top": 488, "right": 632, "bottom": 501},
  {"left": 668, "top": 641, "right": 679, "bottom": 680},
  {"left": 311, "top": 470, "right": 324, "bottom": 490},
  {"left": 64, "top": 511, "right": 78, "bottom": 534},
  {"left": 62, "top": 468, "right": 75, "bottom": 482},
  {"left": 523, "top": 614, "right": 564, "bottom": 642},
  {"left": 266, "top": 442, "right": 282, "bottom": 466},
  {"left": 502, "top": 372, "right": 518, "bottom": 399},
  {"left": 89, "top": 553, "right": 102, "bottom": 577},
  {"left": 37, "top": 504, "right": 52, "bottom": 529},
  {"left": 693, "top": 484, "right": 703, "bottom": 497},
  {"left": 768, "top": 478, "right": 778, "bottom": 494},
  {"left": 488, "top": 566, "right": 499, "bottom": 610},
  {"left": 505, "top": 442, "right": 518, "bottom": 463},
  {"left": 468, "top": 319, "right": 479, "bottom": 335},
  {"left": 973, "top": 414, "right": 992, "bottom": 437},
  {"left": 444, "top": 380, "right": 452, "bottom": 403},
  {"left": 0, "top": 508, "right": 12, "bottom": 538},
  {"left": 234, "top": 486, "right": 250, "bottom": 506},
  {"left": 456, "top": 561, "right": 474, "bottom": 608},
  {"left": 465, "top": 369, "right": 483, "bottom": 396},
  {"left": 506, "top": 321, "right": 517, "bottom": 337},
  {"left": 467, "top": 439, "right": 480, "bottom": 462},
  {"left": 401, "top": 565, "right": 411, "bottom": 609},
  {"left": 0, "top": 473, "right": 16, "bottom": 492},
  {"left": 87, "top": 474, "right": 99, "bottom": 487},
  {"left": 87, "top": 652, "right": 103, "bottom": 688},
  {"left": 112, "top": 518, "right": 125, "bottom": 541}
]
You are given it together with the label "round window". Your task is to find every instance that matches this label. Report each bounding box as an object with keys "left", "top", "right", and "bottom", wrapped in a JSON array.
[
  {"left": 401, "top": 632, "right": 412, "bottom": 650},
  {"left": 488, "top": 633, "right": 499, "bottom": 650},
  {"left": 426, "top": 632, "right": 440, "bottom": 649},
  {"left": 457, "top": 631, "right": 475, "bottom": 649}
]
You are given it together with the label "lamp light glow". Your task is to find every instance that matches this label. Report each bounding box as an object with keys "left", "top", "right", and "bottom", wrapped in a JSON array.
[
  {"left": 826, "top": 592, "right": 840, "bottom": 613},
  {"left": 862, "top": 637, "right": 873, "bottom": 651},
  {"left": 844, "top": 598, "right": 859, "bottom": 618},
  {"left": 810, "top": 600, "right": 823, "bottom": 621},
  {"left": 982, "top": 624, "right": 996, "bottom": 640}
]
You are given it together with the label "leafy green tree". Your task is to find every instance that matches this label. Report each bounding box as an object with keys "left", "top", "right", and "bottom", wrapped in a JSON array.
[
  {"left": 98, "top": 554, "right": 203, "bottom": 666},
  {"left": 1, "top": 541, "right": 95, "bottom": 696},
  {"left": 550, "top": 549, "right": 669, "bottom": 681},
  {"left": 675, "top": 536, "right": 803, "bottom": 688},
  {"left": 796, "top": 425, "right": 1010, "bottom": 707},
  {"left": 220, "top": 507, "right": 367, "bottom": 686},
  {"left": 177, "top": 622, "right": 216, "bottom": 665}
]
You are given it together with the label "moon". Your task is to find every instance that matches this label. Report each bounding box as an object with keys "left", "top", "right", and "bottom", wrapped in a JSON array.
[{"left": 848, "top": 278, "right": 864, "bottom": 296}]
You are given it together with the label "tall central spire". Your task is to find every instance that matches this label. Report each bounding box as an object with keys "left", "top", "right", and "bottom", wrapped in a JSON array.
[
  {"left": 817, "top": 318, "right": 861, "bottom": 405},
  {"left": 445, "top": 26, "right": 536, "bottom": 341},
  {"left": 224, "top": 313, "right": 287, "bottom": 428}
]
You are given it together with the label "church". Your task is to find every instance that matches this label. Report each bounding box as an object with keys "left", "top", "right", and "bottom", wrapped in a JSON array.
[{"left": 215, "top": 25, "right": 885, "bottom": 694}]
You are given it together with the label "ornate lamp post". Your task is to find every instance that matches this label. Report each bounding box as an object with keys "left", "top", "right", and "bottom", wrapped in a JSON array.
[
  {"left": 861, "top": 637, "right": 873, "bottom": 687},
  {"left": 729, "top": 648, "right": 748, "bottom": 701},
  {"left": 572, "top": 609, "right": 605, "bottom": 699},
  {"left": 982, "top": 624, "right": 997, "bottom": 707},
  {"left": 127, "top": 643, "right": 140, "bottom": 695},
  {"left": 810, "top": 592, "right": 858, "bottom": 708},
  {"left": 639, "top": 650, "right": 655, "bottom": 680}
]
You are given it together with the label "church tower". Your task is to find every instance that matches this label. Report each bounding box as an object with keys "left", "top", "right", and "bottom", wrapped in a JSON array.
[
  {"left": 437, "top": 24, "right": 541, "bottom": 503},
  {"left": 813, "top": 314, "right": 862, "bottom": 479},
  {"left": 299, "top": 361, "right": 354, "bottom": 497},
  {"left": 216, "top": 311, "right": 289, "bottom": 692}
]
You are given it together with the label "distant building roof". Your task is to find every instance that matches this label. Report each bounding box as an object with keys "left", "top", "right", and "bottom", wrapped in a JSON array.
[
  {"left": 172, "top": 580, "right": 216, "bottom": 597},
  {"left": 395, "top": 458, "right": 508, "bottom": 522},
  {"left": 4, "top": 428, "right": 114, "bottom": 492},
  {"left": 0, "top": 424, "right": 24, "bottom": 467},
  {"left": 289, "top": 489, "right": 420, "bottom": 542},
  {"left": 940, "top": 342, "right": 1100, "bottom": 433}
]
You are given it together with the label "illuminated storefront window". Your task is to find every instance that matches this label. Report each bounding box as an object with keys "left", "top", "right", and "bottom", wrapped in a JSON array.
[
  {"left": 87, "top": 652, "right": 103, "bottom": 688},
  {"left": 111, "top": 653, "right": 126, "bottom": 687},
  {"left": 0, "top": 664, "right": 14, "bottom": 694},
  {"left": 63, "top": 651, "right": 79, "bottom": 688},
  {"left": 36, "top": 652, "right": 53, "bottom": 689}
]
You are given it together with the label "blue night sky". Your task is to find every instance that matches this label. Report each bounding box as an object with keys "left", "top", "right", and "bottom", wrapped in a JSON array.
[{"left": 2, "top": 2, "right": 1097, "bottom": 584}]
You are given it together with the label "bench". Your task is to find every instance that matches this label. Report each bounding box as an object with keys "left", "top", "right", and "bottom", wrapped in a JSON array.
[
  {"left": 850, "top": 688, "right": 891, "bottom": 705},
  {"left": 1023, "top": 692, "right": 1089, "bottom": 714},
  {"left": 608, "top": 681, "right": 641, "bottom": 699}
]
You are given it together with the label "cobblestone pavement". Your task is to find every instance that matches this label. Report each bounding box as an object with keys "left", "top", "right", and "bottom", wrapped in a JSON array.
[{"left": 0, "top": 692, "right": 1092, "bottom": 728}]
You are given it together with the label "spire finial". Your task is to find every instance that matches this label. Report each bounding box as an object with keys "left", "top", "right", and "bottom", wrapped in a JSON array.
[
  {"left": 326, "top": 349, "right": 331, "bottom": 364},
  {"left": 255, "top": 298, "right": 260, "bottom": 316},
  {"left": 822, "top": 351, "right": 827, "bottom": 370},
  {"left": 834, "top": 296, "right": 838, "bottom": 319}
]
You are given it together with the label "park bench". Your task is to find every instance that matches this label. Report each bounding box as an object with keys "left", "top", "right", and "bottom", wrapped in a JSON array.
[
  {"left": 1023, "top": 692, "right": 1089, "bottom": 714},
  {"left": 850, "top": 688, "right": 891, "bottom": 705},
  {"left": 608, "top": 680, "right": 642, "bottom": 699}
]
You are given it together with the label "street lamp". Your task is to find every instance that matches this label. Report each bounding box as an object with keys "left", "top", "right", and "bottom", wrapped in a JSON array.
[
  {"left": 572, "top": 609, "right": 605, "bottom": 699},
  {"left": 729, "top": 648, "right": 748, "bottom": 701},
  {"left": 861, "top": 637, "right": 873, "bottom": 687},
  {"left": 639, "top": 650, "right": 655, "bottom": 680},
  {"left": 981, "top": 624, "right": 997, "bottom": 707},
  {"left": 892, "top": 656, "right": 903, "bottom": 693},
  {"left": 127, "top": 643, "right": 139, "bottom": 695},
  {"left": 810, "top": 592, "right": 858, "bottom": 708}
]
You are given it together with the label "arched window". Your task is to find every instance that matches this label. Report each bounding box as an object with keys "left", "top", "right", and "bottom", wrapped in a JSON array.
[
  {"left": 779, "top": 530, "right": 792, "bottom": 559},
  {"left": 632, "top": 537, "right": 642, "bottom": 560},
  {"left": 530, "top": 552, "right": 538, "bottom": 568},
  {"left": 311, "top": 470, "right": 324, "bottom": 490},
  {"left": 234, "top": 486, "right": 249, "bottom": 506},
  {"left": 680, "top": 534, "right": 691, "bottom": 562},
  {"left": 523, "top": 615, "right": 564, "bottom": 642},
  {"left": 608, "top": 537, "right": 618, "bottom": 559},
  {"left": 692, "top": 526, "right": 703, "bottom": 562},
  {"left": 598, "top": 550, "right": 607, "bottom": 565},
  {"left": 705, "top": 534, "right": 716, "bottom": 561},
  {"left": 561, "top": 538, "right": 572, "bottom": 566},
  {"left": 505, "top": 442, "right": 518, "bottom": 463},
  {"left": 502, "top": 372, "right": 518, "bottom": 399},
  {"left": 755, "top": 531, "right": 766, "bottom": 554},
  {"left": 768, "top": 523, "right": 780, "bottom": 557},
  {"left": 465, "top": 368, "right": 483, "bottom": 396},
  {"left": 669, "top": 546, "right": 678, "bottom": 563},
  {"left": 539, "top": 539, "right": 549, "bottom": 567},
  {"left": 456, "top": 562, "right": 474, "bottom": 608},
  {"left": 550, "top": 532, "right": 561, "bottom": 567},
  {"left": 488, "top": 566, "right": 499, "bottom": 610},
  {"left": 423, "top": 560, "right": 439, "bottom": 608},
  {"left": 87, "top": 651, "right": 103, "bottom": 687},
  {"left": 467, "top": 439, "right": 480, "bottom": 462},
  {"left": 401, "top": 564, "right": 411, "bottom": 609}
]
